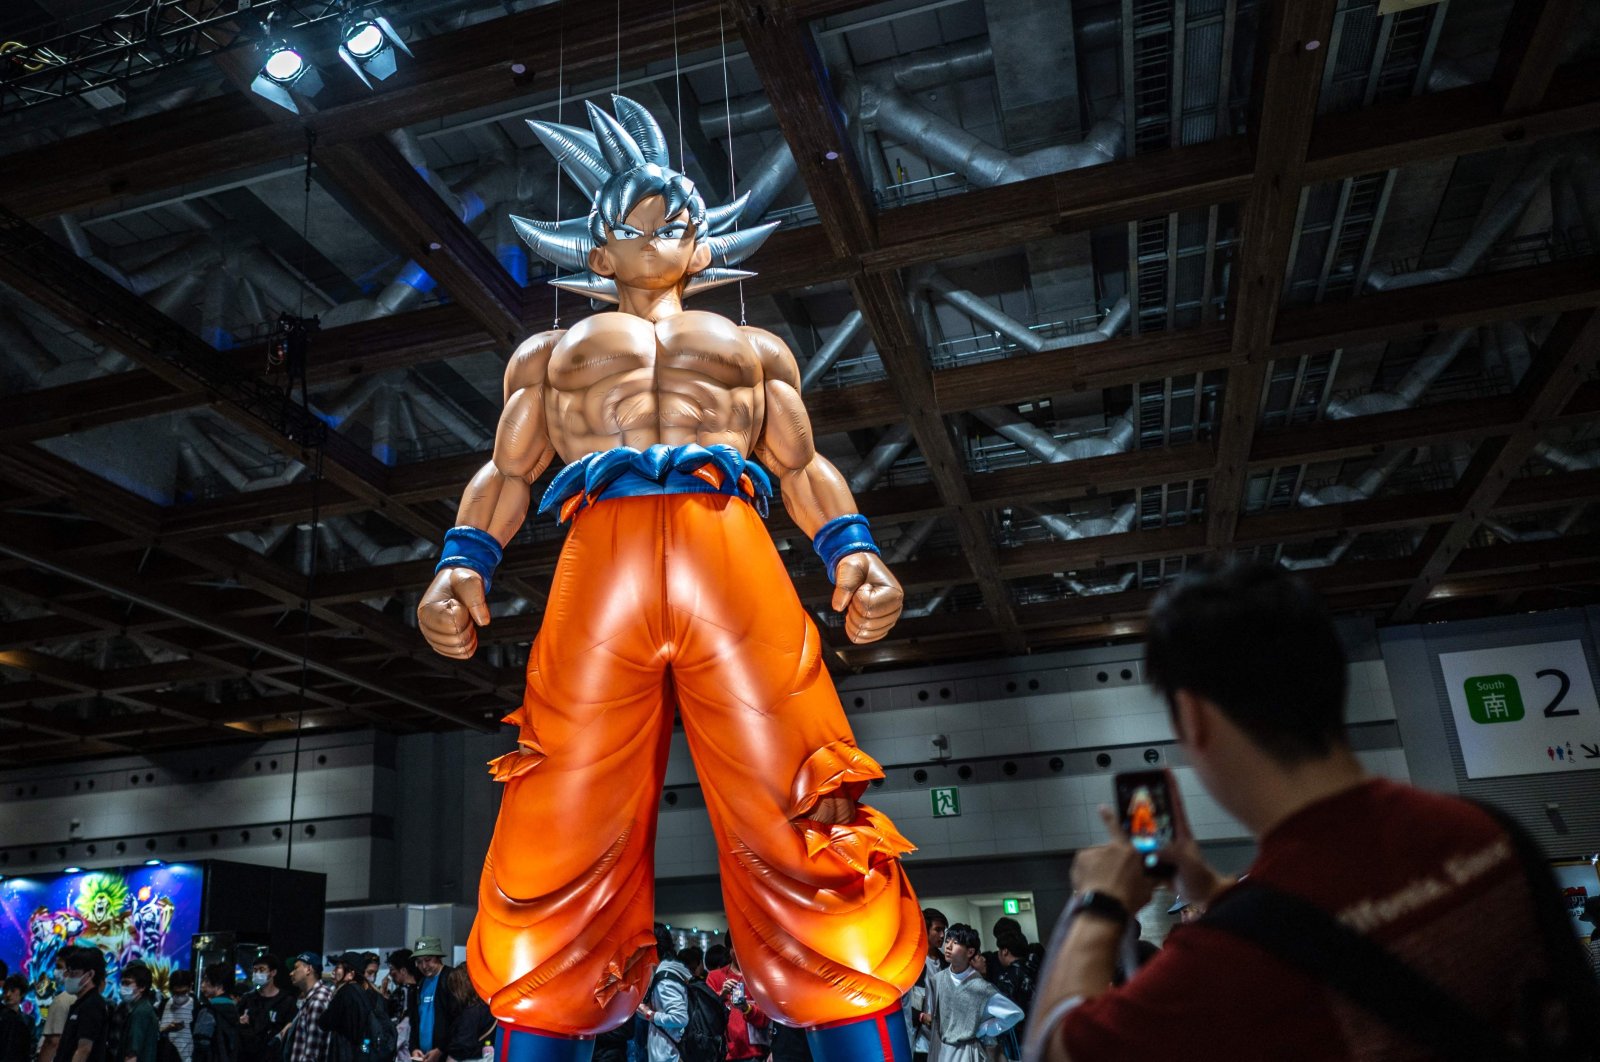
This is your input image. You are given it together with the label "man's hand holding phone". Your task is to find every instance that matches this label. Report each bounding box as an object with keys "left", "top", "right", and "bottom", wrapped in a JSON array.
[{"left": 1069, "top": 805, "right": 1158, "bottom": 913}]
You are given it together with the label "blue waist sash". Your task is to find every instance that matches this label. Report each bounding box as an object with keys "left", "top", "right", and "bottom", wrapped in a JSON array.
[{"left": 537, "top": 443, "right": 774, "bottom": 524}]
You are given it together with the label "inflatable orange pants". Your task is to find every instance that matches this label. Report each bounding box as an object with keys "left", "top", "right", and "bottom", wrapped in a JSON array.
[{"left": 467, "top": 492, "right": 926, "bottom": 1036}]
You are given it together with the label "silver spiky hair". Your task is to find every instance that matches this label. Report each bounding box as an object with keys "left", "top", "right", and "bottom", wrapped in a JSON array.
[{"left": 512, "top": 94, "right": 778, "bottom": 304}]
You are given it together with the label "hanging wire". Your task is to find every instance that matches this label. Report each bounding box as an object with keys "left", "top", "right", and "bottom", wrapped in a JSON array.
[
  {"left": 283, "top": 448, "right": 324, "bottom": 872},
  {"left": 672, "top": 0, "right": 684, "bottom": 168},
  {"left": 297, "top": 128, "right": 316, "bottom": 320},
  {"left": 615, "top": 0, "right": 622, "bottom": 97},
  {"left": 717, "top": 8, "right": 747, "bottom": 325},
  {"left": 552, "top": 10, "right": 566, "bottom": 329}
]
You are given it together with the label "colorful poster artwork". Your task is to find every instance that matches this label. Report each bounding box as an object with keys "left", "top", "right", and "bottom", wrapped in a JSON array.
[{"left": 0, "top": 863, "right": 203, "bottom": 1017}]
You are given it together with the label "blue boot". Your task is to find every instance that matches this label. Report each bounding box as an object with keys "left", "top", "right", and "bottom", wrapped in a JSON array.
[
  {"left": 495, "top": 1023, "right": 595, "bottom": 1062},
  {"left": 805, "top": 1007, "right": 913, "bottom": 1062}
]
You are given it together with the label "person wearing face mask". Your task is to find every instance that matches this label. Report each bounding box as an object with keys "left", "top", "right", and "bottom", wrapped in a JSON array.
[
  {"left": 38, "top": 957, "right": 78, "bottom": 1062},
  {"left": 118, "top": 963, "right": 159, "bottom": 1062},
  {"left": 56, "top": 947, "right": 110, "bottom": 1062},
  {"left": 191, "top": 965, "right": 240, "bottom": 1062},
  {"left": 237, "top": 955, "right": 293, "bottom": 1062},
  {"left": 161, "top": 971, "right": 195, "bottom": 1062}
]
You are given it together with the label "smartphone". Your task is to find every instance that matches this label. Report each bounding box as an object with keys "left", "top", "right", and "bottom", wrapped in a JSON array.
[{"left": 1114, "top": 770, "right": 1177, "bottom": 871}]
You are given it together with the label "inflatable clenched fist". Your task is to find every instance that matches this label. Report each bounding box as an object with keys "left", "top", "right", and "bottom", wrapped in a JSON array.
[{"left": 417, "top": 567, "right": 491, "bottom": 659}]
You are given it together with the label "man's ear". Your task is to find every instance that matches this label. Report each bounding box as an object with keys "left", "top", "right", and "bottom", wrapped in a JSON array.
[
  {"left": 588, "top": 245, "right": 616, "bottom": 278},
  {"left": 686, "top": 239, "right": 712, "bottom": 276},
  {"left": 1174, "top": 689, "right": 1212, "bottom": 752}
]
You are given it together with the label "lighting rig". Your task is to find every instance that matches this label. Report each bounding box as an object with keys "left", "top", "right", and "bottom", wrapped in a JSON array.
[{"left": 0, "top": 1, "right": 414, "bottom": 116}]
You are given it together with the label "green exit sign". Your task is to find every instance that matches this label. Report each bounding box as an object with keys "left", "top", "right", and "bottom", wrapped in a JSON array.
[
  {"left": 1002, "top": 898, "right": 1021, "bottom": 916},
  {"left": 931, "top": 787, "right": 961, "bottom": 817}
]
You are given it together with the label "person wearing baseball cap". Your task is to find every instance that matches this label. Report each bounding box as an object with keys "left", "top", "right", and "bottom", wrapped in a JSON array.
[
  {"left": 406, "top": 939, "right": 458, "bottom": 1062},
  {"left": 285, "top": 956, "right": 331, "bottom": 1062}
]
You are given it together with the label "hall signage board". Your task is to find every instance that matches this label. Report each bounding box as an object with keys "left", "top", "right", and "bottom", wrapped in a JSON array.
[{"left": 1437, "top": 640, "right": 1600, "bottom": 779}]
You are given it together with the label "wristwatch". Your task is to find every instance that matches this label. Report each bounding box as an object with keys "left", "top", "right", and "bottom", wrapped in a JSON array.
[{"left": 1072, "top": 890, "right": 1130, "bottom": 926}]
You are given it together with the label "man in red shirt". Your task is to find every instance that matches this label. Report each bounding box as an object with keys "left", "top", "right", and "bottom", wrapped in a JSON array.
[
  {"left": 707, "top": 948, "right": 770, "bottom": 1061},
  {"left": 1031, "top": 561, "right": 1598, "bottom": 1061}
]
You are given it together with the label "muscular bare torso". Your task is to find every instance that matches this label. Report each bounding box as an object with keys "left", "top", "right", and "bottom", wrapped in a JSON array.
[{"left": 542, "top": 310, "right": 766, "bottom": 461}]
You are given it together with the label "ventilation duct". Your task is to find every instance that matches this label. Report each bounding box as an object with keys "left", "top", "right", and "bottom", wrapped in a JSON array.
[
  {"left": 902, "top": 586, "right": 953, "bottom": 618},
  {"left": 1366, "top": 150, "right": 1566, "bottom": 292},
  {"left": 177, "top": 421, "right": 303, "bottom": 492},
  {"left": 407, "top": 390, "right": 493, "bottom": 451},
  {"left": 1030, "top": 501, "right": 1137, "bottom": 542},
  {"left": 1324, "top": 329, "right": 1474, "bottom": 420},
  {"left": 323, "top": 517, "right": 433, "bottom": 566},
  {"left": 1063, "top": 571, "right": 1137, "bottom": 596},
  {"left": 1280, "top": 449, "right": 1414, "bottom": 570},
  {"left": 800, "top": 310, "right": 867, "bottom": 391},
  {"left": 846, "top": 424, "right": 915, "bottom": 494},
  {"left": 1484, "top": 504, "right": 1586, "bottom": 544},
  {"left": 0, "top": 305, "right": 59, "bottom": 379},
  {"left": 976, "top": 406, "right": 1136, "bottom": 463},
  {"left": 228, "top": 523, "right": 293, "bottom": 556},
  {"left": 851, "top": 80, "right": 1123, "bottom": 188},
  {"left": 920, "top": 269, "right": 1131, "bottom": 353},
  {"left": 886, "top": 516, "right": 940, "bottom": 565}
]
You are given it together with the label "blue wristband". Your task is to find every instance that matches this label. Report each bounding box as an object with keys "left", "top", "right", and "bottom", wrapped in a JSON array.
[
  {"left": 812, "top": 514, "right": 881, "bottom": 584},
  {"left": 436, "top": 526, "right": 504, "bottom": 595}
]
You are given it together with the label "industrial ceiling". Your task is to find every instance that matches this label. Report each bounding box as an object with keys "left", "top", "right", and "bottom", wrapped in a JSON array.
[{"left": 0, "top": 0, "right": 1598, "bottom": 763}]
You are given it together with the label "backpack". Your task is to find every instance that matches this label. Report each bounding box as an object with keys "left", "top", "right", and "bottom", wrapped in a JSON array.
[
  {"left": 198, "top": 1000, "right": 241, "bottom": 1062},
  {"left": 356, "top": 988, "right": 398, "bottom": 1061},
  {"left": 646, "top": 969, "right": 727, "bottom": 1062}
]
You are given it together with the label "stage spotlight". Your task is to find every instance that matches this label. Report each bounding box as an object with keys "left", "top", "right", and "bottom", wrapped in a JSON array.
[
  {"left": 338, "top": 12, "right": 411, "bottom": 89},
  {"left": 250, "top": 37, "right": 324, "bottom": 114}
]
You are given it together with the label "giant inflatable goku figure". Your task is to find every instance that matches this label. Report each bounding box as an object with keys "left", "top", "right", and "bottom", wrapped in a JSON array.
[{"left": 418, "top": 96, "right": 925, "bottom": 1062}]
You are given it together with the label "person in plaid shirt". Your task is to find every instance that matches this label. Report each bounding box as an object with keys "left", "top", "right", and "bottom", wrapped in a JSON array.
[{"left": 286, "top": 954, "right": 333, "bottom": 1062}]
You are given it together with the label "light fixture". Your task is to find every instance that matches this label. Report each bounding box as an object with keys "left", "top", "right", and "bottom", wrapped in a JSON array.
[
  {"left": 63, "top": 866, "right": 83, "bottom": 874},
  {"left": 144, "top": 859, "right": 163, "bottom": 867},
  {"left": 250, "top": 27, "right": 324, "bottom": 114},
  {"left": 337, "top": 10, "right": 411, "bottom": 89}
]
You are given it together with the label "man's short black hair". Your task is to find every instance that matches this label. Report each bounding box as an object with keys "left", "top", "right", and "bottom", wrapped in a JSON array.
[
  {"left": 677, "top": 945, "right": 704, "bottom": 972},
  {"left": 170, "top": 970, "right": 194, "bottom": 991},
  {"left": 64, "top": 947, "right": 106, "bottom": 985},
  {"left": 704, "top": 944, "right": 729, "bottom": 971},
  {"left": 653, "top": 924, "right": 677, "bottom": 963},
  {"left": 122, "top": 963, "right": 153, "bottom": 991},
  {"left": 202, "top": 963, "right": 233, "bottom": 995},
  {"left": 1146, "top": 560, "right": 1348, "bottom": 763},
  {"left": 992, "top": 916, "right": 1021, "bottom": 939},
  {"left": 3, "top": 974, "right": 26, "bottom": 997},
  {"left": 922, "top": 907, "right": 949, "bottom": 928},
  {"left": 995, "top": 930, "right": 1028, "bottom": 958},
  {"left": 944, "top": 924, "right": 980, "bottom": 951}
]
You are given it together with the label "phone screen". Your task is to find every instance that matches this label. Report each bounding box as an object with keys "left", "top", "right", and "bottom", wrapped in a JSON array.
[{"left": 1115, "top": 771, "right": 1175, "bottom": 854}]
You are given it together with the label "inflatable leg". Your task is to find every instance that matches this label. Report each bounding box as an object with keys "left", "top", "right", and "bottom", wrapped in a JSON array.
[
  {"left": 495, "top": 1023, "right": 595, "bottom": 1062},
  {"left": 804, "top": 1007, "right": 914, "bottom": 1062}
]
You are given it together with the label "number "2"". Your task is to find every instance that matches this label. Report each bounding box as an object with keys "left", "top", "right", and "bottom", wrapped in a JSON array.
[{"left": 1536, "top": 668, "right": 1578, "bottom": 718}]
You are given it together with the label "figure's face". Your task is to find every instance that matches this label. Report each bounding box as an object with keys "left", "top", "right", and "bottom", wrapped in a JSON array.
[{"left": 589, "top": 195, "right": 711, "bottom": 292}]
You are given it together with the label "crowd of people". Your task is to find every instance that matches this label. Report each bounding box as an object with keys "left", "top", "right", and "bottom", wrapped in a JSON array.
[
  {"left": 5, "top": 564, "right": 1600, "bottom": 1062},
  {"left": 0, "top": 938, "right": 494, "bottom": 1062}
]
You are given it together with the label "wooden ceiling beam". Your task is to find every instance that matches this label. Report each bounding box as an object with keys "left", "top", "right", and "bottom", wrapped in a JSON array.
[
  {"left": 1492, "top": 0, "right": 1582, "bottom": 114},
  {"left": 1205, "top": 0, "right": 1337, "bottom": 550},
  {"left": 736, "top": 0, "right": 1024, "bottom": 653},
  {"left": 1391, "top": 309, "right": 1600, "bottom": 620}
]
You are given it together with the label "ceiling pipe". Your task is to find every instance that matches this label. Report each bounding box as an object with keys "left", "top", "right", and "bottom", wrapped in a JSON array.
[
  {"left": 227, "top": 523, "right": 293, "bottom": 557},
  {"left": 1533, "top": 442, "right": 1600, "bottom": 473},
  {"left": 737, "top": 135, "right": 803, "bottom": 221},
  {"left": 1031, "top": 501, "right": 1137, "bottom": 542},
  {"left": 1324, "top": 329, "right": 1475, "bottom": 419},
  {"left": 850, "top": 79, "right": 1123, "bottom": 188},
  {"left": 977, "top": 406, "right": 1136, "bottom": 463},
  {"left": 1063, "top": 571, "right": 1137, "bottom": 596},
  {"left": 1484, "top": 504, "right": 1586, "bottom": 544},
  {"left": 0, "top": 304, "right": 59, "bottom": 378},
  {"left": 408, "top": 389, "right": 494, "bottom": 450},
  {"left": 1367, "top": 149, "right": 1566, "bottom": 291},
  {"left": 902, "top": 586, "right": 953, "bottom": 618},
  {"left": 178, "top": 420, "right": 303, "bottom": 492},
  {"left": 800, "top": 310, "right": 867, "bottom": 391},
  {"left": 324, "top": 517, "right": 433, "bottom": 566},
  {"left": 846, "top": 423, "right": 916, "bottom": 493},
  {"left": 886, "top": 516, "right": 941, "bottom": 565},
  {"left": 920, "top": 269, "right": 1132, "bottom": 353},
  {"left": 370, "top": 387, "right": 399, "bottom": 465},
  {"left": 1298, "top": 447, "right": 1415, "bottom": 507}
]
